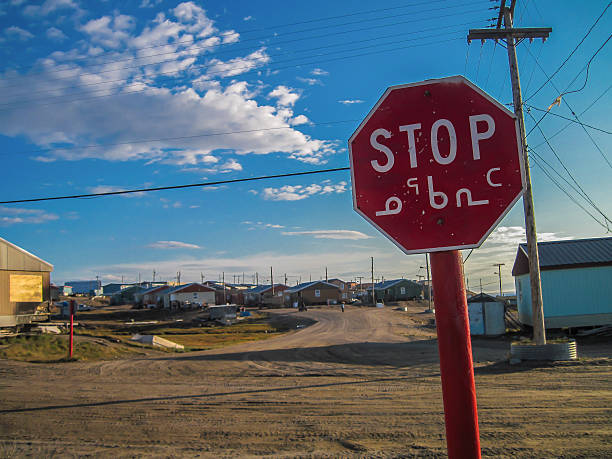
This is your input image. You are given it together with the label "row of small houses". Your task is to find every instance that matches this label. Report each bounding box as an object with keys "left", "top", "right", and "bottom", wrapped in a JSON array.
[
  {"left": 2, "top": 235, "right": 611, "bottom": 329},
  {"left": 109, "top": 277, "right": 426, "bottom": 309}
]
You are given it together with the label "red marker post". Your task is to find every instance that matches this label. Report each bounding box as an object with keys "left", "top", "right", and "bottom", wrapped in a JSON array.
[
  {"left": 69, "top": 299, "right": 75, "bottom": 359},
  {"left": 349, "top": 76, "right": 525, "bottom": 458},
  {"left": 431, "top": 250, "right": 480, "bottom": 458}
]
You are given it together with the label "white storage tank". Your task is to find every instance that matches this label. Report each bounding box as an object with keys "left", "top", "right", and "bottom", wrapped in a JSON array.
[{"left": 467, "top": 293, "right": 506, "bottom": 336}]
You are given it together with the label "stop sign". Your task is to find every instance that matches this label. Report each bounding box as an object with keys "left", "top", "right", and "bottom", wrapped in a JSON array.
[{"left": 349, "top": 75, "right": 524, "bottom": 254}]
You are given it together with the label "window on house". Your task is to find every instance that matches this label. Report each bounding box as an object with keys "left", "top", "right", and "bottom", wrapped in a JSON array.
[
  {"left": 315, "top": 289, "right": 321, "bottom": 297},
  {"left": 342, "top": 293, "right": 347, "bottom": 299},
  {"left": 340, "top": 283, "right": 344, "bottom": 290},
  {"left": 278, "top": 291, "right": 282, "bottom": 296},
  {"left": 400, "top": 287, "right": 405, "bottom": 294}
]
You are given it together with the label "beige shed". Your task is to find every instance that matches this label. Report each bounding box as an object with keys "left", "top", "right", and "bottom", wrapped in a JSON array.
[{"left": 0, "top": 237, "right": 53, "bottom": 327}]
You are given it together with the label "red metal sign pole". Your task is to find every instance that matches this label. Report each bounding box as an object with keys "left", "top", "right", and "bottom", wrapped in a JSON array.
[
  {"left": 69, "top": 300, "right": 74, "bottom": 359},
  {"left": 430, "top": 250, "right": 481, "bottom": 459}
]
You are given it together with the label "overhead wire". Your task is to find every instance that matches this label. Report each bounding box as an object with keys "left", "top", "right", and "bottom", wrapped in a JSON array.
[
  {"left": 523, "top": 36, "right": 612, "bottom": 171},
  {"left": 524, "top": 104, "right": 611, "bottom": 134},
  {"left": 0, "top": 167, "right": 351, "bottom": 204},
  {"left": 0, "top": 34, "right": 466, "bottom": 112},
  {"left": 525, "top": 111, "right": 611, "bottom": 228},
  {"left": 524, "top": 0, "right": 611, "bottom": 102},
  {"left": 0, "top": 0, "right": 470, "bottom": 77},
  {"left": 0, "top": 1, "right": 485, "bottom": 86},
  {"left": 1, "top": 18, "right": 483, "bottom": 102},
  {"left": 529, "top": 153, "right": 609, "bottom": 230},
  {"left": 8, "top": 119, "right": 362, "bottom": 157},
  {"left": 530, "top": 84, "right": 611, "bottom": 145}
]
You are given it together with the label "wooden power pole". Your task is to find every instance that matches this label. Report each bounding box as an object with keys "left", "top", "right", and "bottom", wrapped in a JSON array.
[
  {"left": 493, "top": 263, "right": 505, "bottom": 297},
  {"left": 468, "top": 0, "right": 550, "bottom": 345},
  {"left": 371, "top": 256, "right": 375, "bottom": 305}
]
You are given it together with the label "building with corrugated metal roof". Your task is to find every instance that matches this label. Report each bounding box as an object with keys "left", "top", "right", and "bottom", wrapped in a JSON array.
[
  {"left": 243, "top": 284, "right": 288, "bottom": 306},
  {"left": 0, "top": 237, "right": 53, "bottom": 327},
  {"left": 512, "top": 237, "right": 612, "bottom": 328},
  {"left": 368, "top": 279, "right": 423, "bottom": 303},
  {"left": 286, "top": 281, "right": 341, "bottom": 306}
]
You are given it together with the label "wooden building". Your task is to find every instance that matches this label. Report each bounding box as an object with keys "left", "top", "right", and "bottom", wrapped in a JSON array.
[
  {"left": 0, "top": 237, "right": 53, "bottom": 327},
  {"left": 512, "top": 237, "right": 612, "bottom": 328},
  {"left": 244, "top": 284, "right": 288, "bottom": 307},
  {"left": 328, "top": 278, "right": 351, "bottom": 301},
  {"left": 369, "top": 279, "right": 423, "bottom": 303},
  {"left": 164, "top": 283, "right": 216, "bottom": 308},
  {"left": 286, "top": 281, "right": 341, "bottom": 306}
]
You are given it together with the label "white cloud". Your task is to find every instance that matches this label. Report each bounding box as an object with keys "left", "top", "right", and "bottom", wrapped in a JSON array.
[
  {"left": 88, "top": 185, "right": 145, "bottom": 197},
  {"left": 24, "top": 0, "right": 81, "bottom": 17},
  {"left": 269, "top": 85, "right": 300, "bottom": 106},
  {"left": 147, "top": 240, "right": 202, "bottom": 249},
  {"left": 206, "top": 49, "right": 269, "bottom": 78},
  {"left": 290, "top": 115, "right": 310, "bottom": 126},
  {"left": 0, "top": 4, "right": 334, "bottom": 167},
  {"left": 261, "top": 181, "right": 347, "bottom": 201},
  {"left": 4, "top": 26, "right": 33, "bottom": 41},
  {"left": 338, "top": 99, "right": 364, "bottom": 105},
  {"left": 282, "top": 230, "right": 372, "bottom": 240},
  {"left": 297, "top": 77, "right": 321, "bottom": 86},
  {"left": 140, "top": 0, "right": 162, "bottom": 8},
  {"left": 243, "top": 15, "right": 253, "bottom": 21},
  {"left": 0, "top": 206, "right": 59, "bottom": 225},
  {"left": 81, "top": 14, "right": 135, "bottom": 49},
  {"left": 46, "top": 27, "right": 67, "bottom": 41},
  {"left": 311, "top": 68, "right": 328, "bottom": 76}
]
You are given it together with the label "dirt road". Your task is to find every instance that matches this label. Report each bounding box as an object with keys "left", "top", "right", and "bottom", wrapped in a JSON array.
[{"left": 1, "top": 305, "right": 611, "bottom": 457}]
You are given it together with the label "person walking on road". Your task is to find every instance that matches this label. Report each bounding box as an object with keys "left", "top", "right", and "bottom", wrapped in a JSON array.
[{"left": 341, "top": 303, "right": 345, "bottom": 313}]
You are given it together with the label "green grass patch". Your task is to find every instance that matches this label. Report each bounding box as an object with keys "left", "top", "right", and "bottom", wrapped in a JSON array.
[{"left": 0, "top": 334, "right": 133, "bottom": 362}]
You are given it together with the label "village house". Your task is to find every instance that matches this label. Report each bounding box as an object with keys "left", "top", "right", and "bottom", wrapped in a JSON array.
[
  {"left": 285, "top": 281, "right": 342, "bottom": 306},
  {"left": 244, "top": 284, "right": 289, "bottom": 307},
  {"left": 328, "top": 278, "right": 352, "bottom": 301},
  {"left": 0, "top": 237, "right": 53, "bottom": 328},
  {"left": 512, "top": 237, "right": 612, "bottom": 328},
  {"left": 163, "top": 283, "right": 216, "bottom": 309},
  {"left": 369, "top": 279, "right": 423, "bottom": 303}
]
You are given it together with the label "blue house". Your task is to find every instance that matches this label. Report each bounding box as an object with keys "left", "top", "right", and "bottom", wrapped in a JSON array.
[{"left": 512, "top": 237, "right": 612, "bottom": 328}]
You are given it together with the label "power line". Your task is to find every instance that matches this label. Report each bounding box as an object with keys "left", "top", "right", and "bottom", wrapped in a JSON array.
[
  {"left": 0, "top": 1, "right": 485, "bottom": 87},
  {"left": 0, "top": 35, "right": 465, "bottom": 112},
  {"left": 1, "top": 18, "right": 482, "bottom": 102},
  {"left": 524, "top": 104, "right": 611, "bottom": 134},
  {"left": 526, "top": 111, "right": 611, "bottom": 227},
  {"left": 530, "top": 84, "right": 611, "bottom": 146},
  {"left": 530, "top": 154, "right": 609, "bottom": 230},
  {"left": 0, "top": 0, "right": 469, "bottom": 78},
  {"left": 559, "top": 34, "right": 611, "bottom": 98},
  {"left": 8, "top": 119, "right": 361, "bottom": 157},
  {"left": 0, "top": 167, "right": 351, "bottom": 205},
  {"left": 524, "top": 1, "right": 611, "bottom": 102}
]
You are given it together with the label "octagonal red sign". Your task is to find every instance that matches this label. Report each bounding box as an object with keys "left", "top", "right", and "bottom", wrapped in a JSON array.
[{"left": 349, "top": 75, "right": 525, "bottom": 254}]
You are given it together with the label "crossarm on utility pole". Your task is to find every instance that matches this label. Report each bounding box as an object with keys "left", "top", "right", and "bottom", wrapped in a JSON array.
[{"left": 467, "top": 28, "right": 552, "bottom": 42}]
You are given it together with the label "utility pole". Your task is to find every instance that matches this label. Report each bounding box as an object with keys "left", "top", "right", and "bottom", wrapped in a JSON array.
[
  {"left": 468, "top": 0, "right": 550, "bottom": 345},
  {"left": 222, "top": 272, "right": 226, "bottom": 304},
  {"left": 201, "top": 272, "right": 204, "bottom": 283},
  {"left": 493, "top": 263, "right": 505, "bottom": 297},
  {"left": 152, "top": 270, "right": 156, "bottom": 283},
  {"left": 177, "top": 271, "right": 181, "bottom": 285},
  {"left": 356, "top": 276, "right": 363, "bottom": 294},
  {"left": 371, "top": 256, "right": 375, "bottom": 305},
  {"left": 426, "top": 253, "right": 432, "bottom": 311},
  {"left": 270, "top": 266, "right": 274, "bottom": 295},
  {"left": 284, "top": 273, "right": 287, "bottom": 286},
  {"left": 325, "top": 267, "right": 328, "bottom": 283},
  {"left": 256, "top": 272, "right": 259, "bottom": 286}
]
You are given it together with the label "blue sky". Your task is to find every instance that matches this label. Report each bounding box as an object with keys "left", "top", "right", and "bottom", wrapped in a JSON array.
[{"left": 0, "top": 0, "right": 610, "bottom": 294}]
